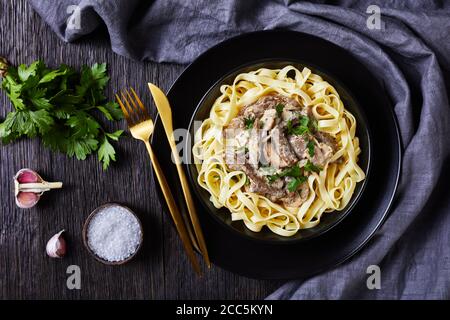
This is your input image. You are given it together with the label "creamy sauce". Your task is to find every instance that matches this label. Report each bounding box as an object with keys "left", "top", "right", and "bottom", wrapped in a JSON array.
[{"left": 224, "top": 94, "right": 337, "bottom": 207}]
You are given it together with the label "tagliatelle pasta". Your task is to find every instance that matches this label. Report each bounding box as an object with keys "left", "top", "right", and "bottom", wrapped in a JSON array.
[{"left": 192, "top": 66, "right": 365, "bottom": 237}]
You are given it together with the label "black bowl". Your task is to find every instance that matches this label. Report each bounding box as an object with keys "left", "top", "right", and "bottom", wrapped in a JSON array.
[{"left": 186, "top": 59, "right": 371, "bottom": 244}]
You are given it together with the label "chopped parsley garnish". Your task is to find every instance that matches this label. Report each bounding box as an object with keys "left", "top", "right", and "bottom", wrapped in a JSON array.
[
  {"left": 279, "top": 164, "right": 302, "bottom": 178},
  {"left": 267, "top": 174, "right": 279, "bottom": 183},
  {"left": 243, "top": 116, "right": 255, "bottom": 129},
  {"left": 311, "top": 117, "right": 319, "bottom": 131},
  {"left": 287, "top": 115, "right": 317, "bottom": 136},
  {"left": 286, "top": 119, "right": 293, "bottom": 133},
  {"left": 307, "top": 140, "right": 315, "bottom": 157},
  {"left": 275, "top": 103, "right": 285, "bottom": 117},
  {"left": 287, "top": 117, "right": 309, "bottom": 135},
  {"left": 290, "top": 124, "right": 309, "bottom": 135},
  {"left": 266, "top": 164, "right": 305, "bottom": 185},
  {"left": 287, "top": 176, "right": 307, "bottom": 192},
  {"left": 304, "top": 160, "right": 322, "bottom": 173},
  {"left": 299, "top": 115, "right": 310, "bottom": 127}
]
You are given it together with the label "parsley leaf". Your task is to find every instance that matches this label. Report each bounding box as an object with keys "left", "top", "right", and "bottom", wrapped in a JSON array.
[
  {"left": 0, "top": 61, "right": 123, "bottom": 170},
  {"left": 287, "top": 115, "right": 318, "bottom": 136},
  {"left": 66, "top": 111, "right": 100, "bottom": 139},
  {"left": 292, "top": 126, "right": 309, "bottom": 135},
  {"left": 98, "top": 135, "right": 116, "bottom": 170},
  {"left": 287, "top": 116, "right": 311, "bottom": 135},
  {"left": 28, "top": 87, "right": 52, "bottom": 110},
  {"left": 243, "top": 116, "right": 255, "bottom": 129},
  {"left": 39, "top": 67, "right": 69, "bottom": 84},
  {"left": 0, "top": 112, "right": 21, "bottom": 142},
  {"left": 267, "top": 174, "right": 279, "bottom": 183},
  {"left": 299, "top": 115, "right": 310, "bottom": 127},
  {"left": 2, "top": 74, "right": 25, "bottom": 110},
  {"left": 90, "top": 63, "right": 109, "bottom": 89},
  {"left": 286, "top": 119, "right": 294, "bottom": 133},
  {"left": 307, "top": 140, "right": 315, "bottom": 157},
  {"left": 287, "top": 176, "right": 307, "bottom": 192},
  {"left": 304, "top": 160, "right": 322, "bottom": 173},
  {"left": 267, "top": 164, "right": 304, "bottom": 183},
  {"left": 106, "top": 130, "right": 124, "bottom": 141},
  {"left": 97, "top": 102, "right": 123, "bottom": 121},
  {"left": 275, "top": 103, "right": 284, "bottom": 117},
  {"left": 67, "top": 135, "right": 99, "bottom": 160},
  {"left": 279, "top": 164, "right": 302, "bottom": 178},
  {"left": 77, "top": 63, "right": 108, "bottom": 103},
  {"left": 18, "top": 61, "right": 41, "bottom": 82},
  {"left": 287, "top": 179, "right": 300, "bottom": 192},
  {"left": 10, "top": 111, "right": 35, "bottom": 137},
  {"left": 29, "top": 110, "right": 54, "bottom": 134}
]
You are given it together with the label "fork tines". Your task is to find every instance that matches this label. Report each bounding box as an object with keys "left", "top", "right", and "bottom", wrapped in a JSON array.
[{"left": 116, "top": 88, "right": 151, "bottom": 125}]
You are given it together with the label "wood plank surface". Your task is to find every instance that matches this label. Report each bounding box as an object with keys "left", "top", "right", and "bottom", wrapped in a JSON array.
[{"left": 0, "top": 0, "right": 282, "bottom": 299}]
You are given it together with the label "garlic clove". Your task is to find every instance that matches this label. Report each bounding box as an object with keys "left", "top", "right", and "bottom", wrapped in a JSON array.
[
  {"left": 16, "top": 192, "right": 40, "bottom": 209},
  {"left": 16, "top": 168, "right": 40, "bottom": 183},
  {"left": 14, "top": 168, "right": 62, "bottom": 209},
  {"left": 46, "top": 230, "right": 66, "bottom": 258}
]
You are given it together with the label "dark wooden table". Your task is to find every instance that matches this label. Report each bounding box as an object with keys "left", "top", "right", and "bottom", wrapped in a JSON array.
[{"left": 0, "top": 0, "right": 282, "bottom": 299}]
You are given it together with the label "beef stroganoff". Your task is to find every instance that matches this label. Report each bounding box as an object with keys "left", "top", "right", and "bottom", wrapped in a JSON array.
[{"left": 193, "top": 66, "right": 365, "bottom": 236}]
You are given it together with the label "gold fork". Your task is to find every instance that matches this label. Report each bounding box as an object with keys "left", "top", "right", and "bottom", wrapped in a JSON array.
[{"left": 116, "top": 88, "right": 201, "bottom": 275}]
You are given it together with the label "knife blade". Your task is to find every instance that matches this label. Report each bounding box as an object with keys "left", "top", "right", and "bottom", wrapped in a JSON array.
[{"left": 148, "top": 83, "right": 211, "bottom": 268}]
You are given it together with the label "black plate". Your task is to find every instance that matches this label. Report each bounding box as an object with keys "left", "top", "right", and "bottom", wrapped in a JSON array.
[
  {"left": 151, "top": 30, "right": 401, "bottom": 279},
  {"left": 186, "top": 59, "right": 372, "bottom": 243}
]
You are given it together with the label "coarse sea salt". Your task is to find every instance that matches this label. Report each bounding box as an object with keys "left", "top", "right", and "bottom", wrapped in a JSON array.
[{"left": 87, "top": 205, "right": 142, "bottom": 262}]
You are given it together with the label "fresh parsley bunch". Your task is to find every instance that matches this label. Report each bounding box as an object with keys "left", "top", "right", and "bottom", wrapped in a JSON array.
[{"left": 0, "top": 61, "right": 123, "bottom": 170}]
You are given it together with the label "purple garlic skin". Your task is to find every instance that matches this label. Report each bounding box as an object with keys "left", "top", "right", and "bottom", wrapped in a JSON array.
[
  {"left": 15, "top": 169, "right": 40, "bottom": 208},
  {"left": 46, "top": 230, "right": 66, "bottom": 258},
  {"left": 14, "top": 168, "right": 62, "bottom": 209},
  {"left": 16, "top": 191, "right": 40, "bottom": 209}
]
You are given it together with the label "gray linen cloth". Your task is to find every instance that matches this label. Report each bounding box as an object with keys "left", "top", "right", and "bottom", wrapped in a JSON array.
[{"left": 28, "top": 0, "right": 450, "bottom": 299}]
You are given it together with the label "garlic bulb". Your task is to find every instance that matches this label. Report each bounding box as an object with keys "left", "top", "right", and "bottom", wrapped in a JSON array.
[{"left": 14, "top": 168, "right": 62, "bottom": 209}]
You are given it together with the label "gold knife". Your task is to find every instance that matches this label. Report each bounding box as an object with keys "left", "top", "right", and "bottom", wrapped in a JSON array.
[{"left": 148, "top": 83, "right": 211, "bottom": 268}]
